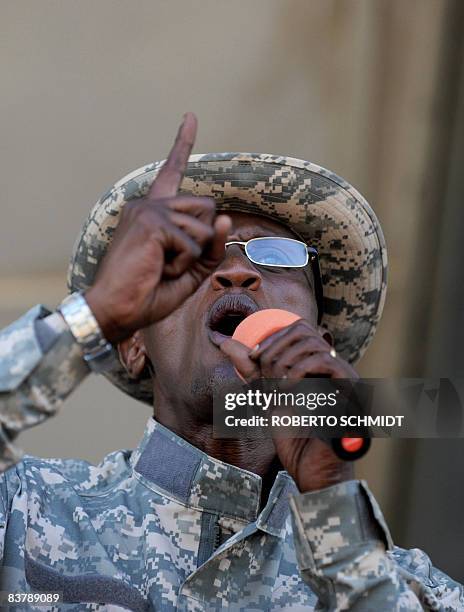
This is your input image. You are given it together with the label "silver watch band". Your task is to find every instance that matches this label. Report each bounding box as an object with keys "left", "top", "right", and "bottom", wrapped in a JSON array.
[{"left": 58, "top": 292, "right": 118, "bottom": 373}]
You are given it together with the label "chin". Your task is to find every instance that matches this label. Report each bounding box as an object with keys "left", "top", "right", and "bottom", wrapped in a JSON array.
[{"left": 190, "top": 362, "right": 240, "bottom": 399}]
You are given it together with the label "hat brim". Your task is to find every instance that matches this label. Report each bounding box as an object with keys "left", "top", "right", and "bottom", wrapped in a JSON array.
[{"left": 68, "top": 153, "right": 387, "bottom": 405}]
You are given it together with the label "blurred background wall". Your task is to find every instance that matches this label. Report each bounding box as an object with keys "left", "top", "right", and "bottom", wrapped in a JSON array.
[{"left": 1, "top": 0, "right": 464, "bottom": 581}]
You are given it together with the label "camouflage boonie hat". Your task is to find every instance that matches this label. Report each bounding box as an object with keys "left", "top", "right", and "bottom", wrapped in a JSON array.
[{"left": 68, "top": 153, "right": 387, "bottom": 405}]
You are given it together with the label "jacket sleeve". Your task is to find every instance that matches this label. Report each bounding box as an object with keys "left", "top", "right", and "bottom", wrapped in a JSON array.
[
  {"left": 0, "top": 305, "right": 90, "bottom": 473},
  {"left": 289, "top": 479, "right": 464, "bottom": 611}
]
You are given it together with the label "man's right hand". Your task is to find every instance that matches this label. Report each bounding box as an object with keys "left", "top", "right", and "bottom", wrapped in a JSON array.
[{"left": 85, "top": 113, "right": 231, "bottom": 344}]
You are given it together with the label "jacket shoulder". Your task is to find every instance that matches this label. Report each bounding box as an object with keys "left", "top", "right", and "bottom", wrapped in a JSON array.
[
  {"left": 0, "top": 305, "right": 51, "bottom": 391},
  {"left": 390, "top": 546, "right": 463, "bottom": 606},
  {"left": 3, "top": 449, "right": 133, "bottom": 497}
]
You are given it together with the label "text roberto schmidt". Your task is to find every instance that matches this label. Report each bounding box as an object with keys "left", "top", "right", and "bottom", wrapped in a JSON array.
[{"left": 223, "top": 414, "right": 405, "bottom": 428}]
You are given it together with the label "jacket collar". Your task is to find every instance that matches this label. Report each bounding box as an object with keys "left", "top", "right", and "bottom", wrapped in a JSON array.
[{"left": 131, "top": 418, "right": 297, "bottom": 535}]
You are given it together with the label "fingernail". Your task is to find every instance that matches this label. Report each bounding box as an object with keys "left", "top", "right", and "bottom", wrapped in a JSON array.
[{"left": 249, "top": 344, "right": 260, "bottom": 358}]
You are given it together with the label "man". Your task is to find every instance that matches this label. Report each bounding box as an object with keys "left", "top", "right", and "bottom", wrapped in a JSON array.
[{"left": 0, "top": 113, "right": 462, "bottom": 611}]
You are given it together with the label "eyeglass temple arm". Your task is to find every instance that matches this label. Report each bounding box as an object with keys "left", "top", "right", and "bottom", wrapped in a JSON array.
[{"left": 308, "top": 248, "right": 324, "bottom": 325}]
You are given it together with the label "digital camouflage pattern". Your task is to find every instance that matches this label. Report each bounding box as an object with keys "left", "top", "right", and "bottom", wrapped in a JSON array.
[
  {"left": 0, "top": 307, "right": 88, "bottom": 473},
  {"left": 1, "top": 309, "right": 464, "bottom": 610},
  {"left": 67, "top": 153, "right": 388, "bottom": 405}
]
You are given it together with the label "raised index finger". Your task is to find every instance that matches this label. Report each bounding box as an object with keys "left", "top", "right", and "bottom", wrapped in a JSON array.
[{"left": 149, "top": 112, "right": 197, "bottom": 199}]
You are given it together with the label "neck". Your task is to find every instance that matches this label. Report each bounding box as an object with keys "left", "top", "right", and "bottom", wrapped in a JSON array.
[{"left": 152, "top": 382, "right": 281, "bottom": 509}]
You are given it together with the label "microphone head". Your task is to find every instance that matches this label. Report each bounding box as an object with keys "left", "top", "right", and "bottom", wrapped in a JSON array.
[{"left": 232, "top": 309, "right": 301, "bottom": 348}]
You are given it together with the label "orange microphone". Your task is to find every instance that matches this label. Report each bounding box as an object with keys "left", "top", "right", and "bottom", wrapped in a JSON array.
[
  {"left": 232, "top": 309, "right": 370, "bottom": 461},
  {"left": 232, "top": 308, "right": 301, "bottom": 348}
]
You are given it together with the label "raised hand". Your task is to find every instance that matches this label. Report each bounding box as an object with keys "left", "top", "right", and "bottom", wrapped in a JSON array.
[{"left": 86, "top": 113, "right": 231, "bottom": 344}]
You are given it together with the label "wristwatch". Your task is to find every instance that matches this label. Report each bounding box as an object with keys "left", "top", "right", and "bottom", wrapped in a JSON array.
[{"left": 58, "top": 292, "right": 119, "bottom": 373}]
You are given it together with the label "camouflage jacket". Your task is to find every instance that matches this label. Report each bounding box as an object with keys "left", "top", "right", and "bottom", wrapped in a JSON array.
[{"left": 0, "top": 306, "right": 463, "bottom": 611}]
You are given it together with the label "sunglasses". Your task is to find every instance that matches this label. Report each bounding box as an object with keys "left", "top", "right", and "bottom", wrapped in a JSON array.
[{"left": 224, "top": 237, "right": 324, "bottom": 324}]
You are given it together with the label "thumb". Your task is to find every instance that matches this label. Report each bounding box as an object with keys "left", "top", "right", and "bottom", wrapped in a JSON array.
[
  {"left": 219, "top": 338, "right": 260, "bottom": 382},
  {"left": 205, "top": 214, "right": 232, "bottom": 267}
]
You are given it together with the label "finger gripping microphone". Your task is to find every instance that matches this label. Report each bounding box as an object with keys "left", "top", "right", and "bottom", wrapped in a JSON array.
[{"left": 232, "top": 309, "right": 370, "bottom": 461}]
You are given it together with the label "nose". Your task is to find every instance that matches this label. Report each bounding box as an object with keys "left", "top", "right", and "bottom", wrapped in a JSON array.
[{"left": 211, "top": 246, "right": 262, "bottom": 290}]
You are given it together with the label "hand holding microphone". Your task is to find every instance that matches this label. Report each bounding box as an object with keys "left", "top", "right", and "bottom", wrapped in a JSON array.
[{"left": 220, "top": 309, "right": 367, "bottom": 492}]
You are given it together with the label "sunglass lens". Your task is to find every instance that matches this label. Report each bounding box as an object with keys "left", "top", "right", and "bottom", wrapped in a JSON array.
[{"left": 246, "top": 238, "right": 307, "bottom": 267}]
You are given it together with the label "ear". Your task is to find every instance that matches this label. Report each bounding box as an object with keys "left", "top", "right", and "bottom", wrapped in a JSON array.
[
  {"left": 317, "top": 326, "right": 334, "bottom": 347},
  {"left": 118, "top": 330, "right": 151, "bottom": 380}
]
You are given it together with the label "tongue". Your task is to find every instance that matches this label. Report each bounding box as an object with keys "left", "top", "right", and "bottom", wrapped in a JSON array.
[{"left": 232, "top": 309, "right": 301, "bottom": 347}]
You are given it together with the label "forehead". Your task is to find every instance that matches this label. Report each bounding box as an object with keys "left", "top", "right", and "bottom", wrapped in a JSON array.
[{"left": 226, "top": 211, "right": 302, "bottom": 241}]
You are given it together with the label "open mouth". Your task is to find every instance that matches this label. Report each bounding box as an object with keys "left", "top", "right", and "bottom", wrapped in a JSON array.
[{"left": 207, "top": 294, "right": 259, "bottom": 346}]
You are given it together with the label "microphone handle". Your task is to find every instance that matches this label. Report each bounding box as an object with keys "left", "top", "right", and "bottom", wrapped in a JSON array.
[
  {"left": 329, "top": 436, "right": 371, "bottom": 461},
  {"left": 313, "top": 429, "right": 371, "bottom": 461},
  {"left": 304, "top": 374, "right": 371, "bottom": 461}
]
